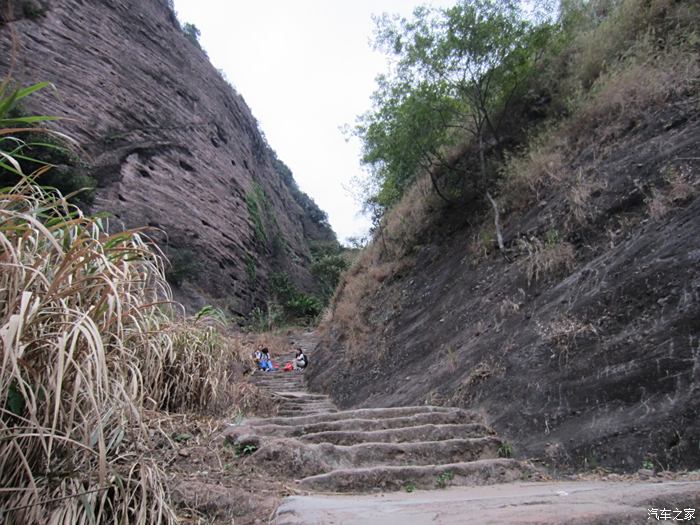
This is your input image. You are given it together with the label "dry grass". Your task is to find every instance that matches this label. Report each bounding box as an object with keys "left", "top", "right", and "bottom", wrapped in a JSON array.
[
  {"left": 517, "top": 234, "right": 576, "bottom": 285},
  {"left": 536, "top": 316, "right": 599, "bottom": 364},
  {"left": 449, "top": 361, "right": 503, "bottom": 406},
  {"left": 0, "top": 179, "right": 178, "bottom": 523},
  {"left": 445, "top": 346, "right": 459, "bottom": 373},
  {"left": 378, "top": 174, "right": 437, "bottom": 260},
  {"left": 501, "top": 139, "right": 567, "bottom": 211},
  {"left": 318, "top": 174, "right": 436, "bottom": 361},
  {"left": 665, "top": 164, "right": 697, "bottom": 203},
  {"left": 567, "top": 171, "right": 606, "bottom": 226},
  {"left": 565, "top": 0, "right": 672, "bottom": 91},
  {"left": 572, "top": 45, "right": 699, "bottom": 145},
  {"left": 229, "top": 383, "right": 278, "bottom": 417},
  {"left": 467, "top": 221, "right": 496, "bottom": 264},
  {"left": 647, "top": 164, "right": 698, "bottom": 221},
  {"left": 499, "top": 297, "right": 521, "bottom": 316},
  {"left": 0, "top": 178, "right": 250, "bottom": 523}
]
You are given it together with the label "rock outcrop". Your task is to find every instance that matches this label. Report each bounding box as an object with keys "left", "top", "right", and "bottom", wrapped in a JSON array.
[
  {"left": 0, "top": 0, "right": 335, "bottom": 314},
  {"left": 307, "top": 36, "right": 700, "bottom": 471}
]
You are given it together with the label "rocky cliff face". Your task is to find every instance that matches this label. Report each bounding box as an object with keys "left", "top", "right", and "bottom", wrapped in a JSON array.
[
  {"left": 311, "top": 113, "right": 700, "bottom": 472},
  {"left": 0, "top": 0, "right": 335, "bottom": 314}
]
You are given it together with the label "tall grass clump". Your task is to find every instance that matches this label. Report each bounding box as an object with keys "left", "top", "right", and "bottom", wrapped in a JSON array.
[
  {"left": 152, "top": 307, "right": 237, "bottom": 414},
  {"left": 0, "top": 81, "right": 237, "bottom": 523},
  {"left": 0, "top": 178, "right": 176, "bottom": 524}
]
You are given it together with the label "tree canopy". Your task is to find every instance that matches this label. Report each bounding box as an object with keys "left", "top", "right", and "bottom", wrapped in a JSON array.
[{"left": 355, "top": 0, "right": 554, "bottom": 218}]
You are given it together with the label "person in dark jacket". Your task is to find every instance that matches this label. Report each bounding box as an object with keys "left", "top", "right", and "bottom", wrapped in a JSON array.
[{"left": 294, "top": 348, "right": 308, "bottom": 371}]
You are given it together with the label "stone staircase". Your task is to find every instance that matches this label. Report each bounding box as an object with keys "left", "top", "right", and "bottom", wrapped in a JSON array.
[
  {"left": 224, "top": 341, "right": 700, "bottom": 524},
  {"left": 225, "top": 364, "right": 538, "bottom": 498}
]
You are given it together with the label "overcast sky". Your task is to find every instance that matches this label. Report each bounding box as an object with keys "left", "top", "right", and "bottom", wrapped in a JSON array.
[{"left": 172, "top": 0, "right": 456, "bottom": 243}]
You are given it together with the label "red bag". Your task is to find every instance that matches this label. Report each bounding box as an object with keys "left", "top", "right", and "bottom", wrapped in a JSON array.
[{"left": 283, "top": 362, "right": 293, "bottom": 372}]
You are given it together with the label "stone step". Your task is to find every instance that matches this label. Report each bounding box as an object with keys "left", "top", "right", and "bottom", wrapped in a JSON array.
[
  {"left": 324, "top": 436, "right": 501, "bottom": 469},
  {"left": 298, "top": 458, "right": 537, "bottom": 493},
  {"left": 277, "top": 409, "right": 338, "bottom": 417},
  {"left": 277, "top": 404, "right": 337, "bottom": 414},
  {"left": 254, "top": 436, "right": 502, "bottom": 472},
  {"left": 243, "top": 410, "right": 480, "bottom": 438},
  {"left": 249, "top": 405, "right": 467, "bottom": 427},
  {"left": 253, "top": 380, "right": 306, "bottom": 387},
  {"left": 275, "top": 398, "right": 333, "bottom": 406},
  {"left": 272, "top": 392, "right": 329, "bottom": 401},
  {"left": 253, "top": 378, "right": 304, "bottom": 385},
  {"left": 300, "top": 423, "right": 495, "bottom": 446}
]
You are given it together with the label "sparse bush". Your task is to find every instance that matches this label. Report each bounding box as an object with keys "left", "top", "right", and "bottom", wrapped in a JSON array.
[
  {"left": 498, "top": 442, "right": 514, "bottom": 458},
  {"left": 500, "top": 133, "right": 567, "bottom": 211},
  {"left": 0, "top": 178, "right": 177, "bottom": 524},
  {"left": 567, "top": 171, "right": 604, "bottom": 225},
  {"left": 165, "top": 247, "right": 200, "bottom": 285},
  {"left": 436, "top": 470, "right": 454, "bottom": 489},
  {"left": 665, "top": 165, "right": 696, "bottom": 204},
  {"left": 647, "top": 164, "right": 697, "bottom": 221},
  {"left": 468, "top": 221, "right": 496, "bottom": 264},
  {"left": 536, "top": 316, "right": 598, "bottom": 356},
  {"left": 269, "top": 272, "right": 322, "bottom": 324},
  {"left": 153, "top": 309, "right": 236, "bottom": 414},
  {"left": 182, "top": 22, "right": 203, "bottom": 50},
  {"left": 518, "top": 232, "right": 576, "bottom": 285}
]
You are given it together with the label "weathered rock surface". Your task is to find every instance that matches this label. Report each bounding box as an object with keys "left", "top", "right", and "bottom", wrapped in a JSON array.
[
  {"left": 0, "top": 0, "right": 335, "bottom": 313},
  {"left": 227, "top": 355, "right": 539, "bottom": 494},
  {"left": 275, "top": 480, "right": 700, "bottom": 524},
  {"left": 308, "top": 86, "right": 700, "bottom": 471},
  {"left": 234, "top": 335, "right": 700, "bottom": 524}
]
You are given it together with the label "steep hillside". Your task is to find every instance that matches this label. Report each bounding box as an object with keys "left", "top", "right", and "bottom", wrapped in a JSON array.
[
  {"left": 309, "top": 1, "right": 700, "bottom": 473},
  {"left": 0, "top": 0, "right": 335, "bottom": 314}
]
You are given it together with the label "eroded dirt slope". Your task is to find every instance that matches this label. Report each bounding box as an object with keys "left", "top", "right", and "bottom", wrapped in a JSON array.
[{"left": 309, "top": 98, "right": 700, "bottom": 472}]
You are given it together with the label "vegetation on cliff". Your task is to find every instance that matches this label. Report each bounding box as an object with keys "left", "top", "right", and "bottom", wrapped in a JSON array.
[
  {"left": 313, "top": 0, "right": 699, "bottom": 471},
  {"left": 331, "top": 0, "right": 698, "bottom": 358},
  {"left": 0, "top": 81, "right": 272, "bottom": 523}
]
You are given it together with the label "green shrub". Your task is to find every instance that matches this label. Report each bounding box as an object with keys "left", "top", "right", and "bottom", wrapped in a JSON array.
[
  {"left": 245, "top": 253, "right": 257, "bottom": 283},
  {"left": 311, "top": 253, "right": 349, "bottom": 300},
  {"left": 269, "top": 272, "right": 323, "bottom": 323},
  {"left": 165, "top": 247, "right": 200, "bottom": 286},
  {"left": 22, "top": 0, "right": 47, "bottom": 19},
  {"left": 182, "top": 22, "right": 203, "bottom": 49},
  {"left": 436, "top": 471, "right": 454, "bottom": 488},
  {"left": 0, "top": 84, "right": 96, "bottom": 208}
]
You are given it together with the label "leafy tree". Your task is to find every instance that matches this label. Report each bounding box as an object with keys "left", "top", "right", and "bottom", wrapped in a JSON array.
[
  {"left": 311, "top": 253, "right": 349, "bottom": 300},
  {"left": 356, "top": 0, "right": 554, "bottom": 214},
  {"left": 182, "top": 22, "right": 203, "bottom": 49}
]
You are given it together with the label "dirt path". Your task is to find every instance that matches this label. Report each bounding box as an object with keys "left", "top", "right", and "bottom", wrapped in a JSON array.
[
  {"left": 225, "top": 332, "right": 700, "bottom": 524},
  {"left": 275, "top": 480, "right": 700, "bottom": 524}
]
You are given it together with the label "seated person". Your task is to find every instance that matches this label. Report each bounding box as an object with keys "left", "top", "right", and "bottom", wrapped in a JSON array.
[
  {"left": 252, "top": 348, "right": 263, "bottom": 370},
  {"left": 294, "top": 348, "right": 308, "bottom": 371},
  {"left": 260, "top": 348, "right": 274, "bottom": 371}
]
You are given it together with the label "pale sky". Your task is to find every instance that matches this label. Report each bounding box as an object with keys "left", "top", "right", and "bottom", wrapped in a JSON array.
[{"left": 172, "top": 0, "right": 456, "bottom": 243}]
